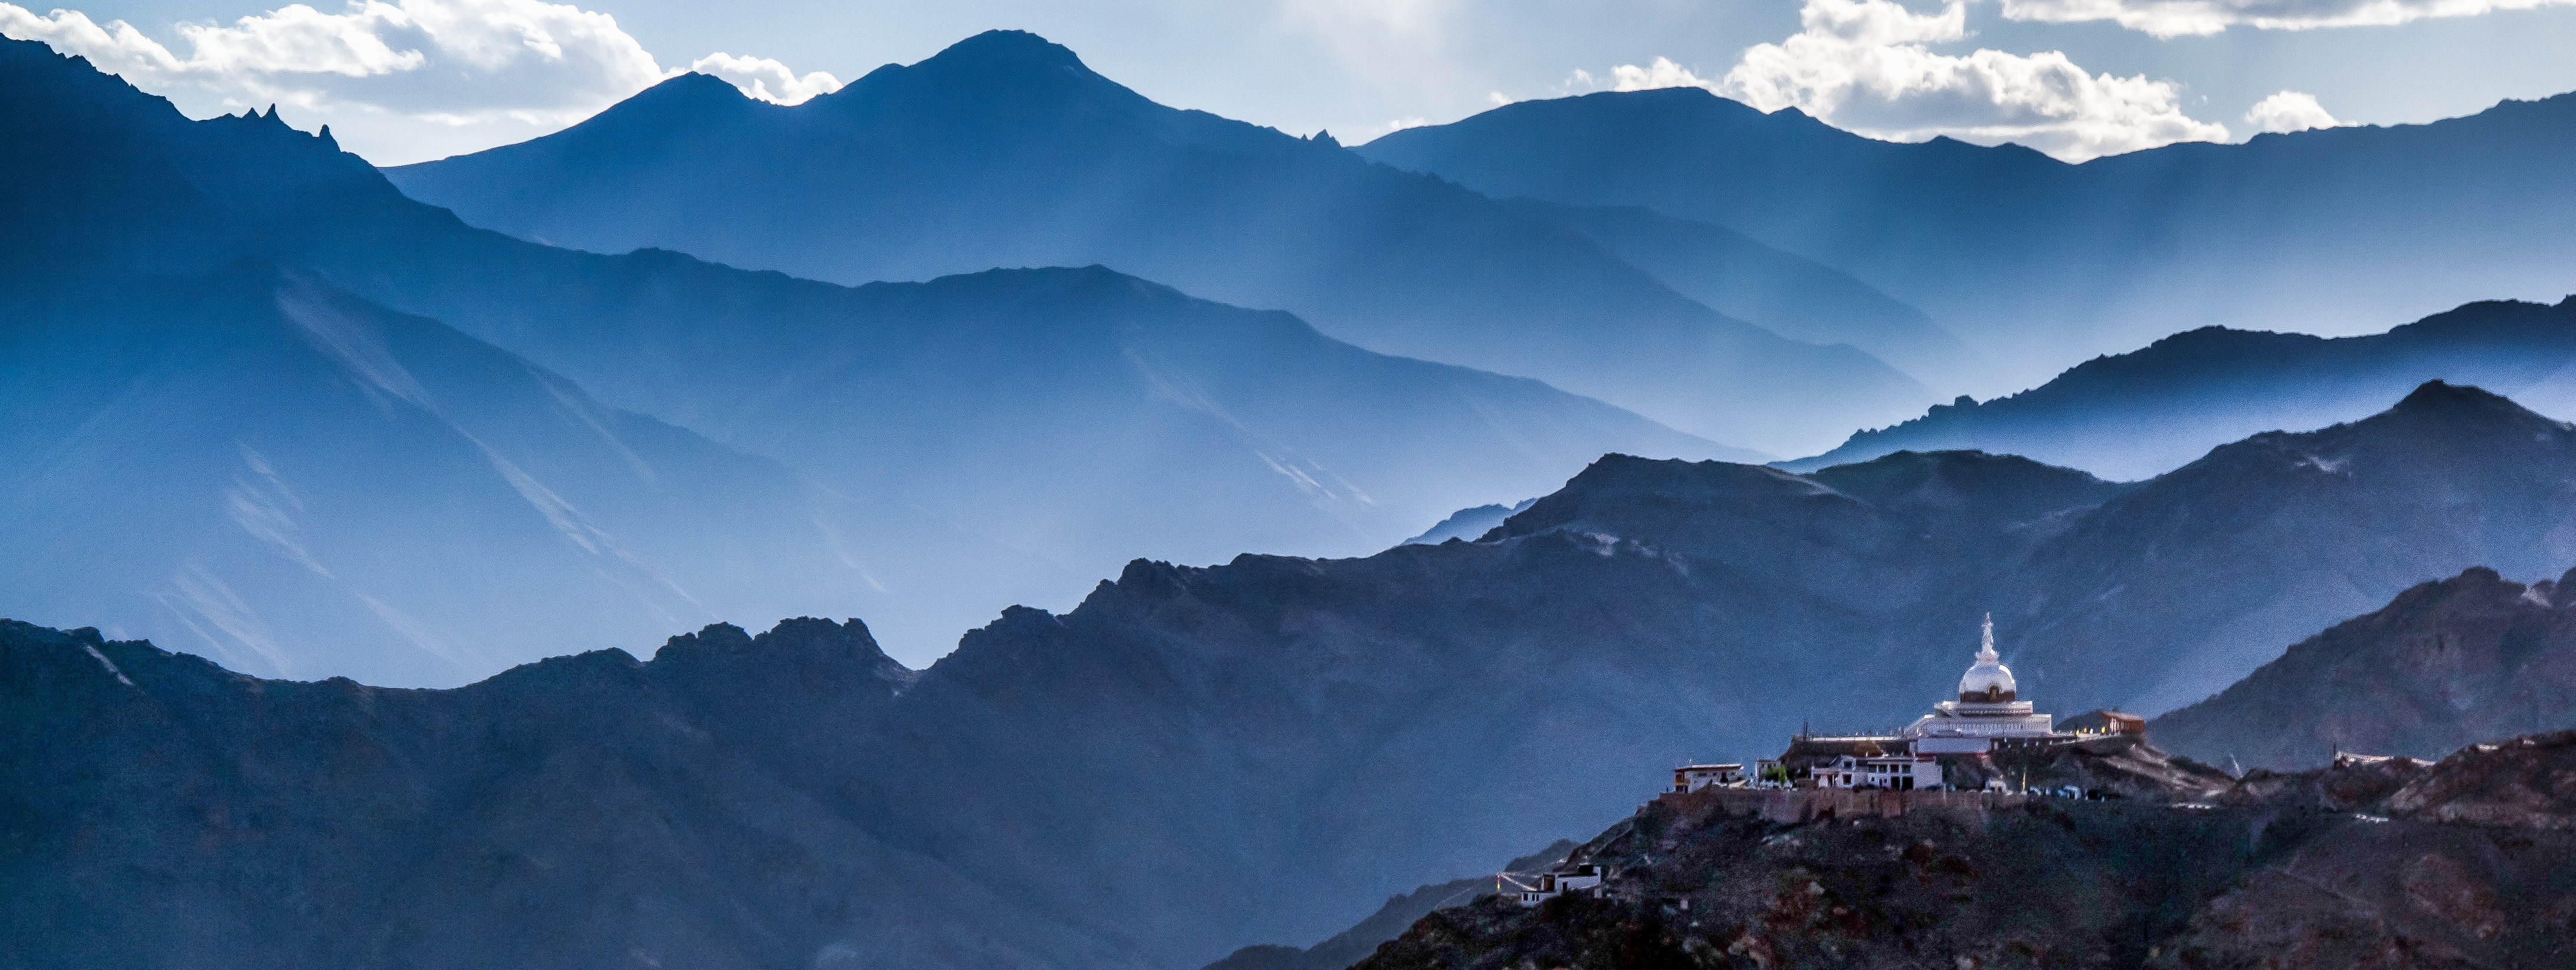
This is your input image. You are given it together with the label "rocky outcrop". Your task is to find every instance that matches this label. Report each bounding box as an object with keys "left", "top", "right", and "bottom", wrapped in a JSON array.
[
  {"left": 2151, "top": 821, "right": 2575, "bottom": 969},
  {"left": 1951, "top": 734, "right": 2237, "bottom": 802},
  {"left": 2386, "top": 729, "right": 2576, "bottom": 829},
  {"left": 2219, "top": 752, "right": 2433, "bottom": 813},
  {"left": 1350, "top": 733, "right": 2576, "bottom": 970}
]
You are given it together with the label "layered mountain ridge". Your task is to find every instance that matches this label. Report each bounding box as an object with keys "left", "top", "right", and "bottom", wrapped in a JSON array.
[
  {"left": 14, "top": 384, "right": 2576, "bottom": 969},
  {"left": 0, "top": 262, "right": 944, "bottom": 686},
  {"left": 1, "top": 35, "right": 1730, "bottom": 674},
  {"left": 1491, "top": 198, "right": 1986, "bottom": 386},
  {"left": 1361, "top": 86, "right": 2576, "bottom": 392},
  {"left": 386, "top": 30, "right": 1936, "bottom": 454},
  {"left": 15, "top": 22, "right": 2576, "bottom": 970},
  {"left": 1784, "top": 295, "right": 2576, "bottom": 480}
]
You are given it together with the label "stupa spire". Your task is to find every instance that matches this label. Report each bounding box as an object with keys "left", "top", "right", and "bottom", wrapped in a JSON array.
[{"left": 1977, "top": 613, "right": 1996, "bottom": 662}]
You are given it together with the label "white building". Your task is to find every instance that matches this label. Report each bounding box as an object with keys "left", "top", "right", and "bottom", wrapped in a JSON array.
[
  {"left": 1900, "top": 615, "right": 2055, "bottom": 755},
  {"left": 1671, "top": 763, "right": 1744, "bottom": 793},
  {"left": 1501, "top": 862, "right": 1606, "bottom": 906},
  {"left": 1807, "top": 753, "right": 1942, "bottom": 790}
]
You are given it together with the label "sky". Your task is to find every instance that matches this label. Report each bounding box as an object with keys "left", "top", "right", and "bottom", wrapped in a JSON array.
[{"left": 6, "top": 0, "right": 2576, "bottom": 165}]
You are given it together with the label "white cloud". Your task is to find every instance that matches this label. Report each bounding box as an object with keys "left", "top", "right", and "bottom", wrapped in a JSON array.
[
  {"left": 1596, "top": 0, "right": 2230, "bottom": 161},
  {"left": 1998, "top": 0, "right": 2576, "bottom": 38},
  {"left": 687, "top": 51, "right": 841, "bottom": 105},
  {"left": 2243, "top": 90, "right": 2340, "bottom": 133},
  {"left": 0, "top": 0, "right": 836, "bottom": 163},
  {"left": 1611, "top": 57, "right": 1717, "bottom": 92}
]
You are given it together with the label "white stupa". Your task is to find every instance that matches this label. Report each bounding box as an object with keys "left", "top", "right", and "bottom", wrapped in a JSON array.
[{"left": 1901, "top": 615, "right": 2055, "bottom": 753}]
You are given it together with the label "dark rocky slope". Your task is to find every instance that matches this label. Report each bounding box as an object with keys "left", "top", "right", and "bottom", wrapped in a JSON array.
[
  {"left": 1350, "top": 731, "right": 2576, "bottom": 970},
  {"left": 1783, "top": 297, "right": 2576, "bottom": 481},
  {"left": 2152, "top": 566, "right": 2576, "bottom": 771},
  {"left": 1207, "top": 843, "right": 1578, "bottom": 970},
  {"left": 0, "top": 618, "right": 1112, "bottom": 970}
]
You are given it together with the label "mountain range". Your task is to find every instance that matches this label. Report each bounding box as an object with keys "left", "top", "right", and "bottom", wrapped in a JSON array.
[
  {"left": 15, "top": 20, "right": 2576, "bottom": 970},
  {"left": 12, "top": 384, "right": 2576, "bottom": 969},
  {"left": 0, "top": 263, "right": 943, "bottom": 686},
  {"left": 2152, "top": 565, "right": 2576, "bottom": 771},
  {"left": 1, "top": 35, "right": 1729, "bottom": 675},
  {"left": 1360, "top": 87, "right": 2576, "bottom": 393},
  {"left": 1782, "top": 295, "right": 2576, "bottom": 480},
  {"left": 383, "top": 30, "right": 1936, "bottom": 454}
]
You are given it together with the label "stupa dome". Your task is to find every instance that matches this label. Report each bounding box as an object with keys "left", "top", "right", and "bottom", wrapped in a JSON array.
[{"left": 1957, "top": 614, "right": 2017, "bottom": 703}]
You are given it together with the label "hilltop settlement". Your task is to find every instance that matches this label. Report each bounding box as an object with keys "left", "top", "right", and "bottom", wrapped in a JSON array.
[
  {"left": 1672, "top": 618, "right": 2178, "bottom": 801},
  {"left": 1500, "top": 618, "right": 2230, "bottom": 909}
]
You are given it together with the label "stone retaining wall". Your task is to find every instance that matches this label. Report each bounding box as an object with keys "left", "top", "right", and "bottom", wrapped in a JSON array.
[{"left": 1651, "top": 787, "right": 2032, "bottom": 824}]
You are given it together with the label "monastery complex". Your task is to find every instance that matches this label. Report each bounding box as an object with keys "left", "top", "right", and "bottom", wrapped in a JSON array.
[
  {"left": 1509, "top": 616, "right": 2172, "bottom": 908},
  {"left": 1675, "top": 616, "right": 2144, "bottom": 796}
]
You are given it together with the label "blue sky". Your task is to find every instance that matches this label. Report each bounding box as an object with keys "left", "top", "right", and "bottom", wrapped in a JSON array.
[{"left": 8, "top": 0, "right": 2576, "bottom": 164}]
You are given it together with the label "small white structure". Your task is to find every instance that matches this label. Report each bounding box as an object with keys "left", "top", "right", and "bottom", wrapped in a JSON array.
[
  {"left": 1501, "top": 862, "right": 1606, "bottom": 906},
  {"left": 1672, "top": 763, "right": 1745, "bottom": 793},
  {"left": 1900, "top": 615, "right": 2055, "bottom": 754}
]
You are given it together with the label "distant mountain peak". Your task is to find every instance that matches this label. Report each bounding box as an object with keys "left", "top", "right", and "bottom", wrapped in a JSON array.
[
  {"left": 869, "top": 28, "right": 1106, "bottom": 93},
  {"left": 659, "top": 71, "right": 752, "bottom": 97},
  {"left": 931, "top": 29, "right": 1087, "bottom": 68},
  {"left": 620, "top": 71, "right": 758, "bottom": 114},
  {"left": 2388, "top": 380, "right": 2532, "bottom": 419},
  {"left": 800, "top": 27, "right": 1145, "bottom": 120}
]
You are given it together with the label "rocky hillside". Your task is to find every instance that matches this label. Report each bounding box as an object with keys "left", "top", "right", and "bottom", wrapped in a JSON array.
[
  {"left": 1351, "top": 731, "right": 2576, "bottom": 970},
  {"left": 2387, "top": 730, "right": 2576, "bottom": 829},
  {"left": 2152, "top": 566, "right": 2576, "bottom": 771},
  {"left": 0, "top": 618, "right": 1110, "bottom": 970}
]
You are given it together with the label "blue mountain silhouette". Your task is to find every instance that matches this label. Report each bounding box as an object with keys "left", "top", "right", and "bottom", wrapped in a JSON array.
[
  {"left": 387, "top": 30, "right": 1935, "bottom": 454},
  {"left": 1, "top": 35, "right": 1728, "bottom": 676},
  {"left": 1361, "top": 87, "right": 2576, "bottom": 392},
  {"left": 1783, "top": 296, "right": 2576, "bottom": 480}
]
